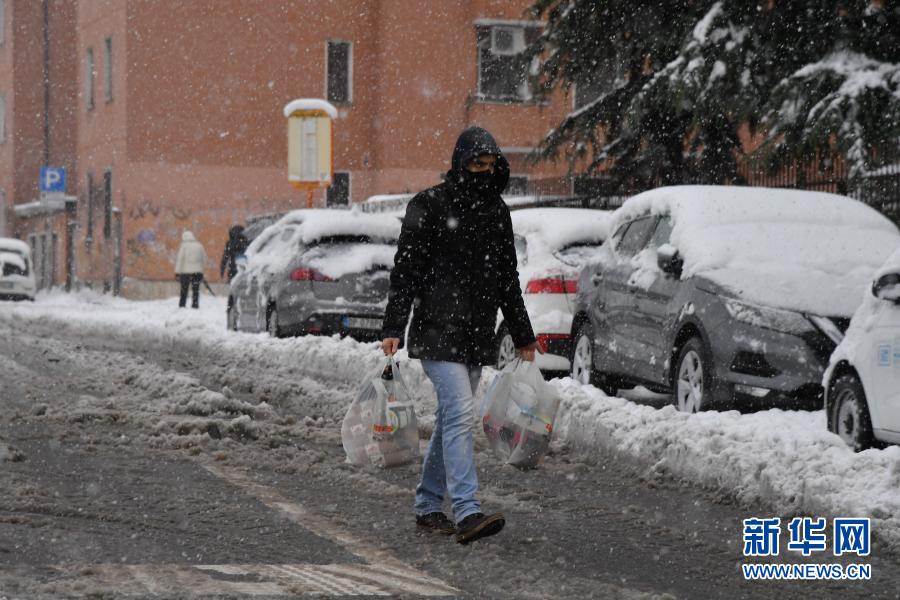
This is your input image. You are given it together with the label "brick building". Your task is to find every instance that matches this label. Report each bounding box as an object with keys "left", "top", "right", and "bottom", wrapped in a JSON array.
[{"left": 0, "top": 0, "right": 574, "bottom": 298}]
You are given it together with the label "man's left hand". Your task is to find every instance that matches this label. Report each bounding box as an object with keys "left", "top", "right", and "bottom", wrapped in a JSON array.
[{"left": 516, "top": 341, "right": 543, "bottom": 362}]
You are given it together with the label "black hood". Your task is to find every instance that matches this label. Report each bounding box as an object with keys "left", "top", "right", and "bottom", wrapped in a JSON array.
[
  {"left": 228, "top": 225, "right": 245, "bottom": 240},
  {"left": 446, "top": 126, "right": 510, "bottom": 195}
]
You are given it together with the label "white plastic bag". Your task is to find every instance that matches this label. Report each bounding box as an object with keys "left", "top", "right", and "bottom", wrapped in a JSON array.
[
  {"left": 341, "top": 356, "right": 419, "bottom": 468},
  {"left": 480, "top": 359, "right": 561, "bottom": 470}
]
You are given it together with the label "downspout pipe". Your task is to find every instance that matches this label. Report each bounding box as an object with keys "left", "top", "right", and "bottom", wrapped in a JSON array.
[{"left": 42, "top": 0, "right": 50, "bottom": 165}]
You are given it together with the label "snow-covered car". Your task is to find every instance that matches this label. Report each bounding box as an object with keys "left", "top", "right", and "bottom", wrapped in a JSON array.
[
  {"left": 228, "top": 209, "right": 401, "bottom": 340},
  {"left": 824, "top": 247, "right": 900, "bottom": 451},
  {"left": 0, "top": 237, "right": 36, "bottom": 301},
  {"left": 571, "top": 185, "right": 900, "bottom": 412},
  {"left": 494, "top": 208, "right": 615, "bottom": 374}
]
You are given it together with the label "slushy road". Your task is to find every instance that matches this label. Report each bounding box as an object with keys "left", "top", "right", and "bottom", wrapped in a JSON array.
[{"left": 0, "top": 317, "right": 897, "bottom": 599}]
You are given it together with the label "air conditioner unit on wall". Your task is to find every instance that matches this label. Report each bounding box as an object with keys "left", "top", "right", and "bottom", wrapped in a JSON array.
[{"left": 491, "top": 26, "right": 524, "bottom": 55}]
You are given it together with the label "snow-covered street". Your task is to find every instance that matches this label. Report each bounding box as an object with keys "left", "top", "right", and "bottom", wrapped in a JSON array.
[
  {"left": 1, "top": 0, "right": 898, "bottom": 597},
  {"left": 1, "top": 292, "right": 898, "bottom": 598}
]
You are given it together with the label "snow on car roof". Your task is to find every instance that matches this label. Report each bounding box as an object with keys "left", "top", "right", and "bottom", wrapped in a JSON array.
[
  {"left": 0, "top": 237, "right": 30, "bottom": 256},
  {"left": 244, "top": 209, "right": 401, "bottom": 277},
  {"left": 614, "top": 185, "right": 900, "bottom": 316},
  {"left": 0, "top": 251, "right": 26, "bottom": 271},
  {"left": 512, "top": 208, "right": 615, "bottom": 279},
  {"left": 267, "top": 209, "right": 401, "bottom": 244},
  {"left": 511, "top": 208, "right": 614, "bottom": 250}
]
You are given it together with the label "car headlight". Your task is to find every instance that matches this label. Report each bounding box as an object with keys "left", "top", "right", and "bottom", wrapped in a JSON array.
[
  {"left": 806, "top": 314, "right": 844, "bottom": 346},
  {"left": 723, "top": 298, "right": 813, "bottom": 335}
]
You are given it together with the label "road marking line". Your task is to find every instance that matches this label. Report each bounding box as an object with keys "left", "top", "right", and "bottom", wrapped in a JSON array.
[
  {"left": 0, "top": 563, "right": 440, "bottom": 597},
  {"left": 200, "top": 462, "right": 459, "bottom": 597},
  {"left": 0, "top": 464, "right": 459, "bottom": 597}
]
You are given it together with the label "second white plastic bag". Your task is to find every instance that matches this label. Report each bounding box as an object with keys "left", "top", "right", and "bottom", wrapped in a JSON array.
[{"left": 480, "top": 359, "right": 561, "bottom": 469}]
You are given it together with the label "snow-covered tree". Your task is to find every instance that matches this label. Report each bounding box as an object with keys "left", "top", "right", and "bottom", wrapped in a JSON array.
[
  {"left": 530, "top": 0, "right": 900, "bottom": 188},
  {"left": 761, "top": 3, "right": 900, "bottom": 179},
  {"left": 631, "top": 1, "right": 762, "bottom": 184},
  {"left": 527, "top": 0, "right": 711, "bottom": 188}
]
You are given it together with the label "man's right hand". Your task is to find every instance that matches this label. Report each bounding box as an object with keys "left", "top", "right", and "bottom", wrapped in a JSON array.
[{"left": 382, "top": 337, "right": 401, "bottom": 356}]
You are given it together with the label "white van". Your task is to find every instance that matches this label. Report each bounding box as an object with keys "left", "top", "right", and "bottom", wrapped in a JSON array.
[
  {"left": 825, "top": 247, "right": 900, "bottom": 450},
  {"left": 0, "top": 237, "right": 37, "bottom": 301}
]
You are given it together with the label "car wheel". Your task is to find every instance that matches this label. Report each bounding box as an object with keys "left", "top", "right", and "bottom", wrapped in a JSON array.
[
  {"left": 570, "top": 320, "right": 618, "bottom": 396},
  {"left": 830, "top": 374, "right": 874, "bottom": 452},
  {"left": 495, "top": 325, "right": 517, "bottom": 370},
  {"left": 673, "top": 337, "right": 712, "bottom": 413},
  {"left": 267, "top": 304, "right": 281, "bottom": 338}
]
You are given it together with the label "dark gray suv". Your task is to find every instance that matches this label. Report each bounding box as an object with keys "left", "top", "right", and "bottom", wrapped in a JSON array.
[{"left": 569, "top": 186, "right": 900, "bottom": 412}]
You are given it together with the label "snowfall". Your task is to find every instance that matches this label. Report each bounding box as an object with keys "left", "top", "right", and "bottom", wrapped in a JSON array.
[{"left": 1, "top": 289, "right": 899, "bottom": 554}]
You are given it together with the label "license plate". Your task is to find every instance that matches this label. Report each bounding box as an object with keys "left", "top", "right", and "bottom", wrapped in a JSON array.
[
  {"left": 343, "top": 316, "right": 382, "bottom": 330},
  {"left": 0, "top": 281, "right": 13, "bottom": 289}
]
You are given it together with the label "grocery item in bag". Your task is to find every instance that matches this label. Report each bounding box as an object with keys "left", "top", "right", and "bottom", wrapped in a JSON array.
[
  {"left": 481, "top": 359, "right": 560, "bottom": 469},
  {"left": 342, "top": 356, "right": 419, "bottom": 468}
]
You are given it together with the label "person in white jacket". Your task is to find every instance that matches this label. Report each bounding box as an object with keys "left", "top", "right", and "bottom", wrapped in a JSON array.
[{"left": 174, "top": 231, "right": 208, "bottom": 308}]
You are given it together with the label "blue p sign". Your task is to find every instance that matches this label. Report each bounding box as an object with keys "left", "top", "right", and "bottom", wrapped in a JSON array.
[{"left": 40, "top": 167, "right": 66, "bottom": 193}]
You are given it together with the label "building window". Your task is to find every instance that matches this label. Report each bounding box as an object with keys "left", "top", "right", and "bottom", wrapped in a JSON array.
[
  {"left": 0, "top": 95, "right": 6, "bottom": 143},
  {"left": 103, "top": 37, "right": 113, "bottom": 102},
  {"left": 326, "top": 172, "right": 350, "bottom": 206},
  {"left": 574, "top": 57, "right": 624, "bottom": 109},
  {"left": 0, "top": 0, "right": 6, "bottom": 47},
  {"left": 505, "top": 175, "right": 529, "bottom": 196},
  {"left": 85, "top": 171, "right": 94, "bottom": 243},
  {"left": 326, "top": 40, "right": 352, "bottom": 104},
  {"left": 103, "top": 169, "right": 112, "bottom": 239},
  {"left": 85, "top": 47, "right": 95, "bottom": 110},
  {"left": 476, "top": 24, "right": 541, "bottom": 102}
]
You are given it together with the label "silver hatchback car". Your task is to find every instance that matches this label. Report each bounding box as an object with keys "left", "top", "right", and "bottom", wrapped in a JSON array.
[{"left": 227, "top": 209, "right": 401, "bottom": 340}]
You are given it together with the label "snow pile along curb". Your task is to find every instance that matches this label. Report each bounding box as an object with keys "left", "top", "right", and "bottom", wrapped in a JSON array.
[{"left": 552, "top": 378, "right": 900, "bottom": 551}]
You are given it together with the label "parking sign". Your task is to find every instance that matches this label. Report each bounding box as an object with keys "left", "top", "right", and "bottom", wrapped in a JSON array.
[{"left": 40, "top": 167, "right": 66, "bottom": 194}]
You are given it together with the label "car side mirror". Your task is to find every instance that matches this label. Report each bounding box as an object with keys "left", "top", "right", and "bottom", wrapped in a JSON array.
[
  {"left": 872, "top": 272, "right": 900, "bottom": 303},
  {"left": 657, "top": 244, "right": 682, "bottom": 277}
]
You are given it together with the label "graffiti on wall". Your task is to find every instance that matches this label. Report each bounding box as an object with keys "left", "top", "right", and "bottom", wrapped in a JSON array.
[{"left": 128, "top": 199, "right": 192, "bottom": 221}]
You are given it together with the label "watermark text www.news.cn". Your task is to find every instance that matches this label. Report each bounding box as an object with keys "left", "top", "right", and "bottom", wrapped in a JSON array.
[{"left": 742, "top": 517, "right": 872, "bottom": 581}]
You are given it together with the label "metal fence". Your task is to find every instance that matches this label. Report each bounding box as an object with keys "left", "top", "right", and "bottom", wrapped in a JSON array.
[
  {"left": 736, "top": 154, "right": 900, "bottom": 225},
  {"left": 518, "top": 152, "right": 900, "bottom": 224},
  {"left": 352, "top": 152, "right": 900, "bottom": 222},
  {"left": 849, "top": 167, "right": 900, "bottom": 225}
]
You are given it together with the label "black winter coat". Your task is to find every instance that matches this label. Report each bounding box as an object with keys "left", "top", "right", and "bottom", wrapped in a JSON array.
[
  {"left": 382, "top": 127, "right": 535, "bottom": 365},
  {"left": 220, "top": 226, "right": 249, "bottom": 282}
]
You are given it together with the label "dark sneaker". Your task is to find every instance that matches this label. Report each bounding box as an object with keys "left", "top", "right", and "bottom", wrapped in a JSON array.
[
  {"left": 455, "top": 512, "right": 505, "bottom": 544},
  {"left": 415, "top": 512, "right": 456, "bottom": 535}
]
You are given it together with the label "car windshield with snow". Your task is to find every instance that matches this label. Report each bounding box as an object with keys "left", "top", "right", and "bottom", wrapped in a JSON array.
[
  {"left": 228, "top": 209, "right": 401, "bottom": 340},
  {"left": 825, "top": 246, "right": 900, "bottom": 451},
  {"left": 0, "top": 238, "right": 36, "bottom": 302},
  {"left": 570, "top": 185, "right": 900, "bottom": 412},
  {"left": 494, "top": 208, "right": 615, "bottom": 374}
]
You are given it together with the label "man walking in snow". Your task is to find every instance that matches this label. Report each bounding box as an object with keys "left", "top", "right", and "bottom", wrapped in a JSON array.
[
  {"left": 220, "top": 224, "right": 249, "bottom": 283},
  {"left": 381, "top": 126, "right": 540, "bottom": 544},
  {"left": 174, "top": 230, "right": 208, "bottom": 309}
]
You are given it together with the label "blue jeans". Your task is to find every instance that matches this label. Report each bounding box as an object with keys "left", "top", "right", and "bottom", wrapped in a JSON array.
[{"left": 415, "top": 360, "right": 483, "bottom": 523}]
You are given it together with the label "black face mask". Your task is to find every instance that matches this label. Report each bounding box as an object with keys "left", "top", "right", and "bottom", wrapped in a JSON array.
[{"left": 460, "top": 170, "right": 494, "bottom": 193}]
